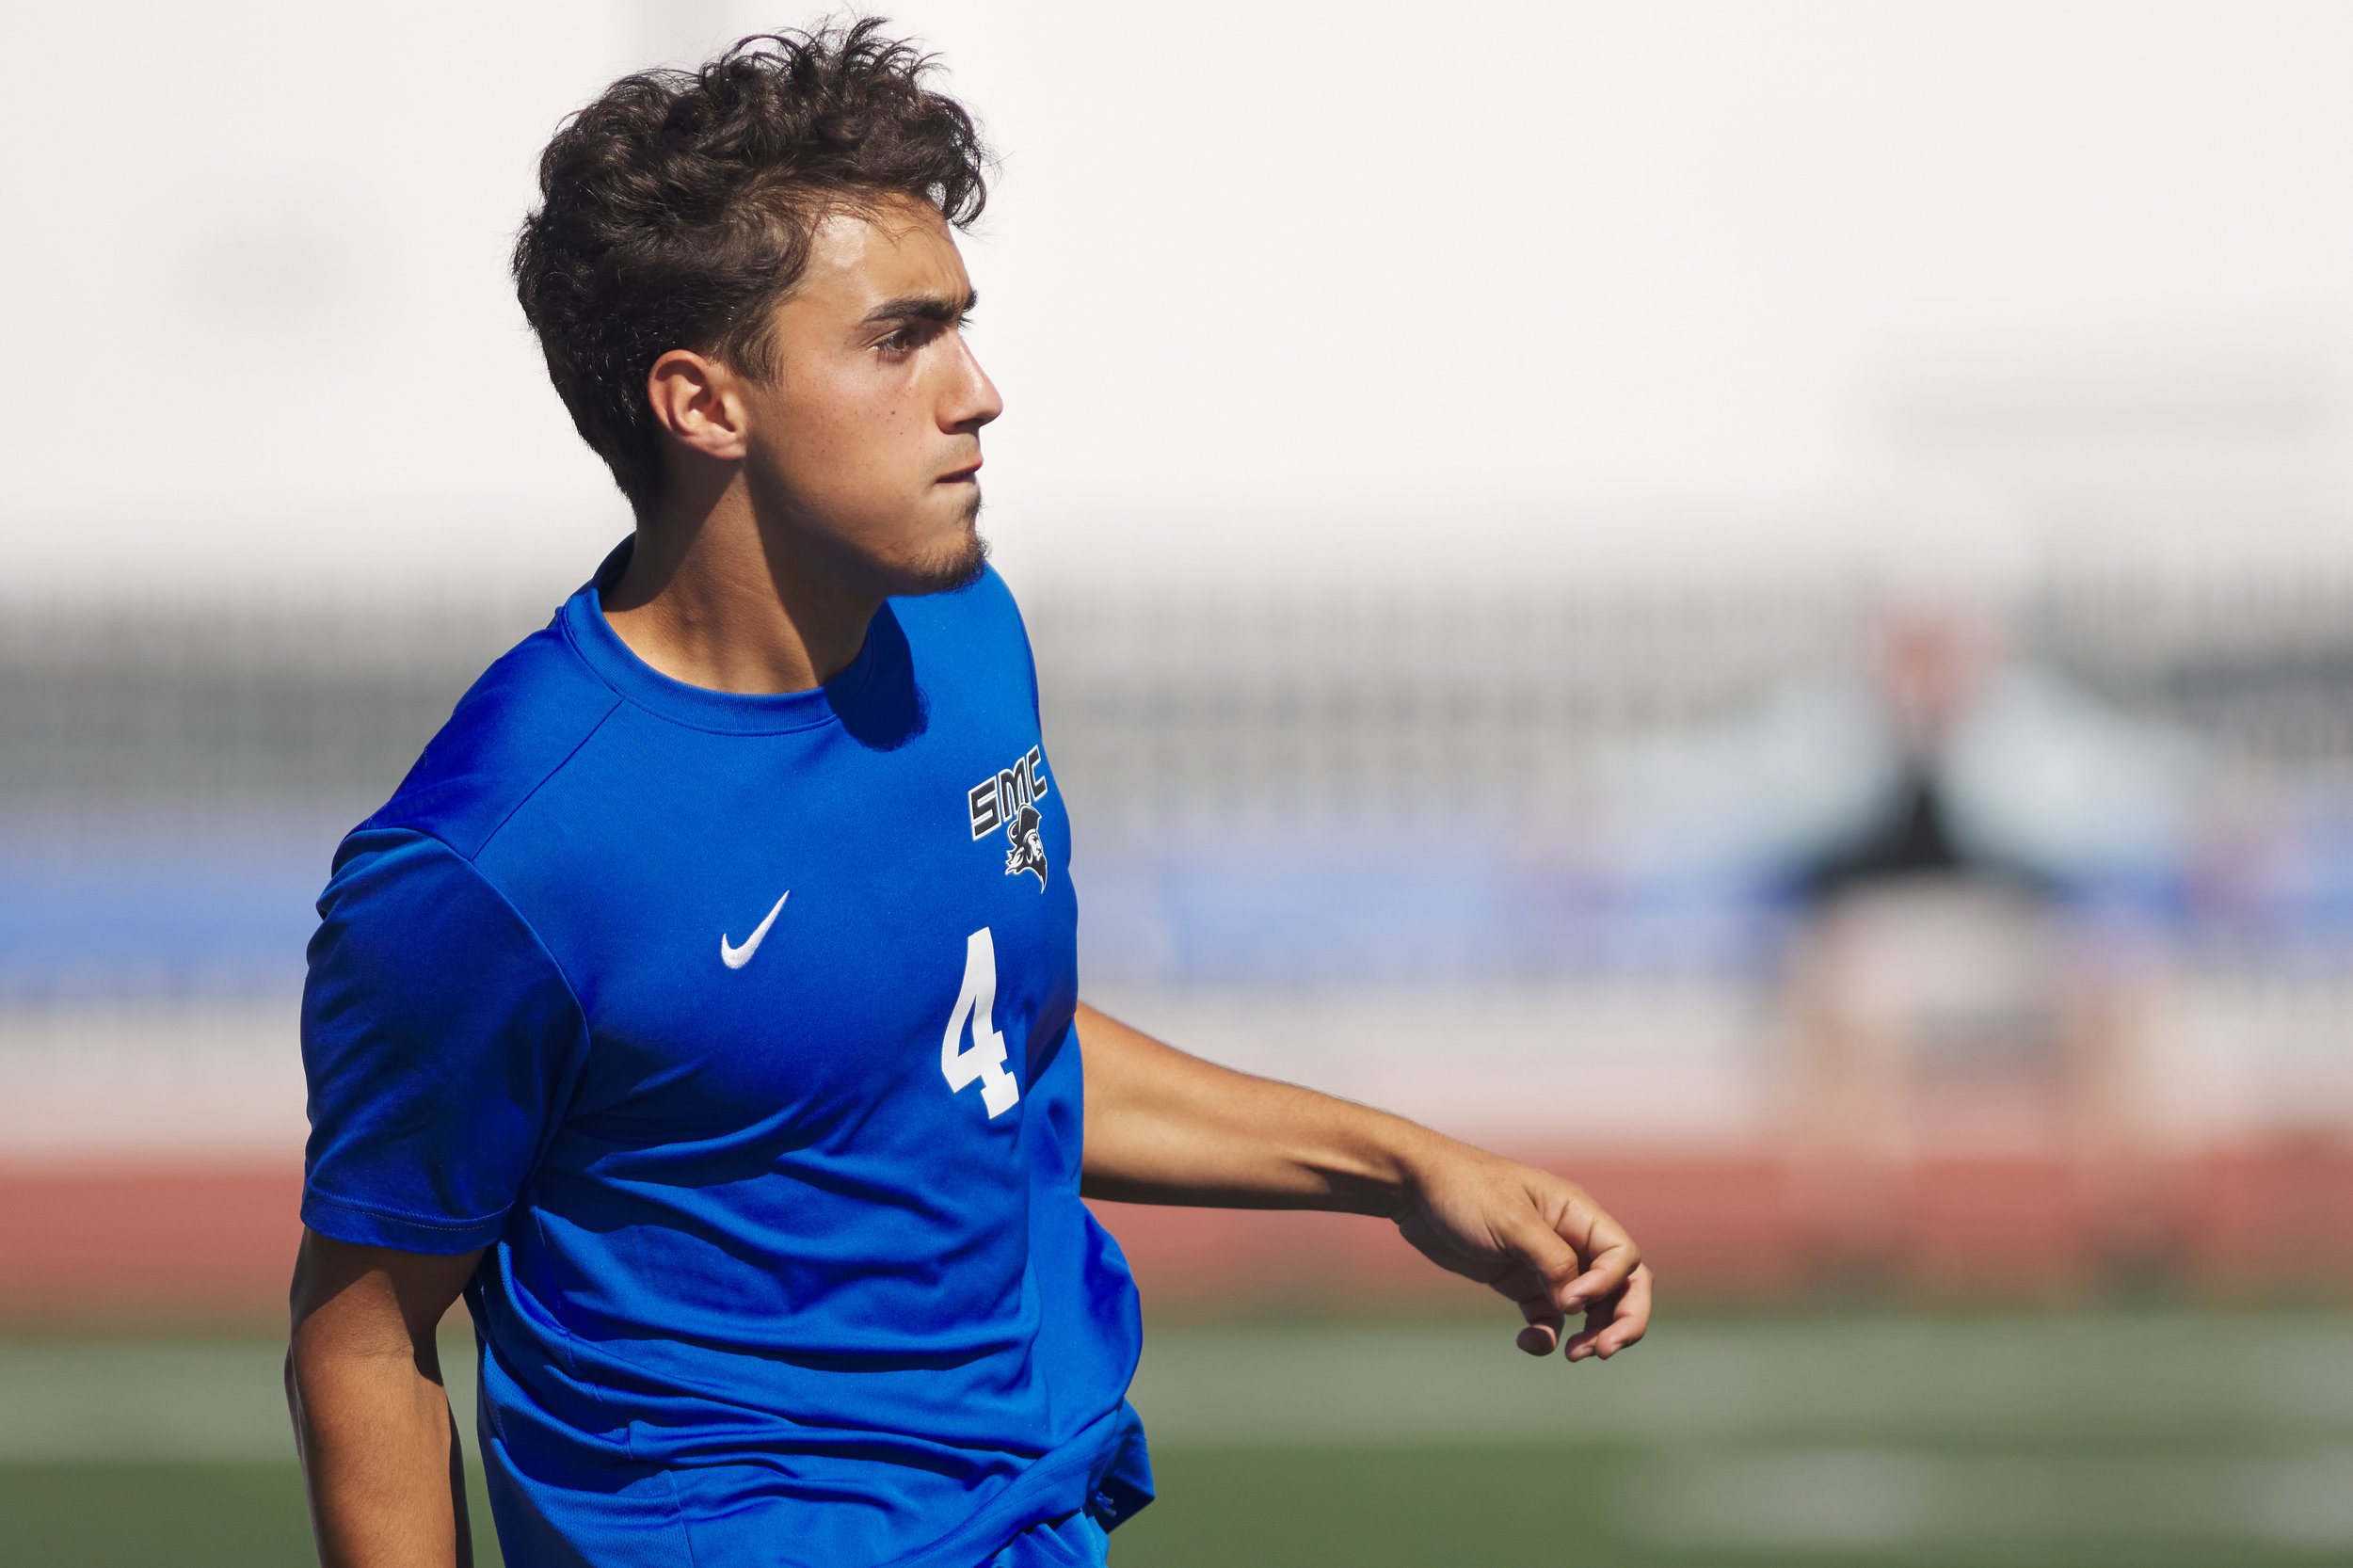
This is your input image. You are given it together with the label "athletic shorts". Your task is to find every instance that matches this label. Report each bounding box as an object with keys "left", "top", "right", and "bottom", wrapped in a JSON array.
[{"left": 982, "top": 1508, "right": 1113, "bottom": 1567}]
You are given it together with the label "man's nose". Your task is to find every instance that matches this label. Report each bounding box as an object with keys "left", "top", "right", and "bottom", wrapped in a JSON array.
[{"left": 942, "top": 336, "right": 1002, "bottom": 432}]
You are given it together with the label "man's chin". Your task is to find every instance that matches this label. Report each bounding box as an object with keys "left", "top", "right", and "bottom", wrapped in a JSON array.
[{"left": 890, "top": 525, "right": 991, "bottom": 598}]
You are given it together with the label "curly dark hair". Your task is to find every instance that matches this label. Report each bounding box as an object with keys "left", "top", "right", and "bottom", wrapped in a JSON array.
[{"left": 513, "top": 18, "right": 990, "bottom": 515}]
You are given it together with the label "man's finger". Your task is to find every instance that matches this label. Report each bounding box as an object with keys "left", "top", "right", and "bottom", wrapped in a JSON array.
[
  {"left": 1513, "top": 1286, "right": 1565, "bottom": 1357},
  {"left": 1484, "top": 1258, "right": 1548, "bottom": 1304},
  {"left": 1565, "top": 1263, "right": 1654, "bottom": 1363},
  {"left": 1503, "top": 1210, "right": 1589, "bottom": 1312},
  {"left": 1556, "top": 1220, "right": 1641, "bottom": 1314},
  {"left": 1505, "top": 1254, "right": 1566, "bottom": 1357}
]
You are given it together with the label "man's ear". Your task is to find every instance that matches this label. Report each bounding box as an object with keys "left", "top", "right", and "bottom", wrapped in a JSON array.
[{"left": 646, "top": 349, "right": 749, "bottom": 462}]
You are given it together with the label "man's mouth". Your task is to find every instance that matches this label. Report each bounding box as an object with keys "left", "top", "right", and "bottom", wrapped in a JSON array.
[{"left": 937, "top": 458, "right": 983, "bottom": 484}]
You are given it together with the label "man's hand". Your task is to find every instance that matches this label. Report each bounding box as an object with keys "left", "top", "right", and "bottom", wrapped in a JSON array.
[{"left": 1391, "top": 1146, "right": 1653, "bottom": 1362}]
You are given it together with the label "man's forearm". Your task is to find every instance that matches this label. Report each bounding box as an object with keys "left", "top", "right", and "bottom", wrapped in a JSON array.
[
  {"left": 1074, "top": 1000, "right": 1457, "bottom": 1213},
  {"left": 287, "top": 1333, "right": 473, "bottom": 1568}
]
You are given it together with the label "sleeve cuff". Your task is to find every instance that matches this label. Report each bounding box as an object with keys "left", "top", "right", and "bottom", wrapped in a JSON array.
[{"left": 299, "top": 1186, "right": 508, "bottom": 1256}]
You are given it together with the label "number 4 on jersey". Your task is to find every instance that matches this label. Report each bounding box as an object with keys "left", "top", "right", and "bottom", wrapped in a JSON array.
[{"left": 941, "top": 927, "right": 1019, "bottom": 1118}]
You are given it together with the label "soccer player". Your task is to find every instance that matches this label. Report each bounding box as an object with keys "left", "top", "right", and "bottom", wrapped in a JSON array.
[{"left": 284, "top": 22, "right": 1653, "bottom": 1568}]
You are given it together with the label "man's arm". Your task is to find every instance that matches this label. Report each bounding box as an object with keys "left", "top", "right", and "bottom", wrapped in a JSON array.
[
  {"left": 286, "top": 1229, "right": 484, "bottom": 1568},
  {"left": 1075, "top": 1002, "right": 1653, "bottom": 1362}
]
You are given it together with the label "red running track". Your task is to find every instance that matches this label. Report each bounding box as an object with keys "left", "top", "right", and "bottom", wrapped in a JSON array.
[{"left": 3, "top": 1144, "right": 2347, "bottom": 1325}]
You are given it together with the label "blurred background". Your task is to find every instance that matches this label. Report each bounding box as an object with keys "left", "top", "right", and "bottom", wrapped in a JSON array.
[{"left": 6, "top": 2, "right": 2353, "bottom": 1563}]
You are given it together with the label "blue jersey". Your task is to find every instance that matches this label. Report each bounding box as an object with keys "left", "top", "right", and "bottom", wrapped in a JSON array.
[{"left": 298, "top": 550, "right": 1151, "bottom": 1568}]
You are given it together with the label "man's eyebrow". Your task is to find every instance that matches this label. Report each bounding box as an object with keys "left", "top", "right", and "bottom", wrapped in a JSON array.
[{"left": 860, "top": 289, "right": 979, "bottom": 327}]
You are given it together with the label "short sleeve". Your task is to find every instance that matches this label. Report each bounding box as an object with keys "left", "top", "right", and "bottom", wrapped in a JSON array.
[{"left": 299, "top": 828, "right": 589, "bottom": 1255}]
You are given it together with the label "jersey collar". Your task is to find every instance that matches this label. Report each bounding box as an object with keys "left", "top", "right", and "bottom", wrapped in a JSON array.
[{"left": 558, "top": 536, "right": 883, "bottom": 736}]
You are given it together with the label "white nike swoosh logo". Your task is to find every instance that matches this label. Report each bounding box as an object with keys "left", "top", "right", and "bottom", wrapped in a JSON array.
[{"left": 720, "top": 892, "right": 789, "bottom": 969}]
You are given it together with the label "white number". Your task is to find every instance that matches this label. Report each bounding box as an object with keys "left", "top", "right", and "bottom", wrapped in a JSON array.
[{"left": 941, "top": 927, "right": 1019, "bottom": 1119}]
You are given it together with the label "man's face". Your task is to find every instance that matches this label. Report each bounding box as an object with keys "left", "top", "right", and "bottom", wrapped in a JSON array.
[{"left": 734, "top": 194, "right": 1001, "bottom": 597}]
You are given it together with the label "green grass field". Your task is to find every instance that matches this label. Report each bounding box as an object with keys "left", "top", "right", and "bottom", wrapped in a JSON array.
[{"left": 8, "top": 1309, "right": 2352, "bottom": 1567}]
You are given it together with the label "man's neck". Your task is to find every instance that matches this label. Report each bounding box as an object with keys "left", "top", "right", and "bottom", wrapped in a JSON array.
[{"left": 601, "top": 480, "right": 880, "bottom": 696}]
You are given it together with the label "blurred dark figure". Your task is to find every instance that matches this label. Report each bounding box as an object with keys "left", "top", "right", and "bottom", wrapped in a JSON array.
[
  {"left": 1770, "top": 601, "right": 2188, "bottom": 1287},
  {"left": 1795, "top": 612, "right": 2052, "bottom": 904}
]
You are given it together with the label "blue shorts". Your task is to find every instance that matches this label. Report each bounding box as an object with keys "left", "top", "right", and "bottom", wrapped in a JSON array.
[{"left": 983, "top": 1509, "right": 1113, "bottom": 1567}]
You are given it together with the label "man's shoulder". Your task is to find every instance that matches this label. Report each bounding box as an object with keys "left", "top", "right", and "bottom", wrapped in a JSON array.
[
  {"left": 892, "top": 562, "right": 1030, "bottom": 648},
  {"left": 890, "top": 564, "right": 1041, "bottom": 706},
  {"left": 358, "top": 617, "right": 622, "bottom": 863}
]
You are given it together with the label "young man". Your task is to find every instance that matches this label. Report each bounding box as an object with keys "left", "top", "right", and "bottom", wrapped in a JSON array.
[{"left": 285, "top": 22, "right": 1652, "bottom": 1568}]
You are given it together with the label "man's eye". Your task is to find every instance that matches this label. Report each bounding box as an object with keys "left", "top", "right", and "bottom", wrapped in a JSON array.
[
  {"left": 876, "top": 317, "right": 972, "bottom": 356},
  {"left": 877, "top": 323, "right": 942, "bottom": 355}
]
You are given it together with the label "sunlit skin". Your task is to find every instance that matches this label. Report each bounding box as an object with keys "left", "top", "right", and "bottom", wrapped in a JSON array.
[{"left": 604, "top": 192, "right": 1001, "bottom": 695}]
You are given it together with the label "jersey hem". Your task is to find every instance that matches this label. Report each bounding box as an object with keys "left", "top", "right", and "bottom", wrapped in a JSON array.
[{"left": 869, "top": 1401, "right": 1150, "bottom": 1568}]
